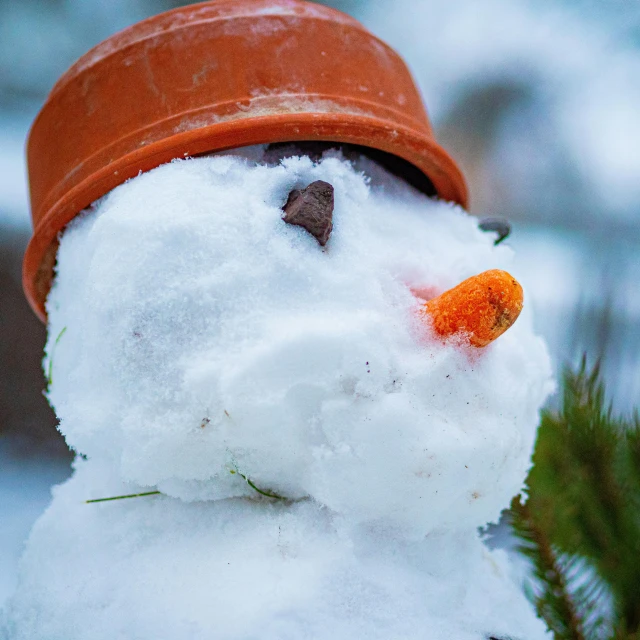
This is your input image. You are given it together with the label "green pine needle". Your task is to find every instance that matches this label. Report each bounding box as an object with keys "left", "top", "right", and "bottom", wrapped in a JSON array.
[
  {"left": 229, "top": 469, "right": 286, "bottom": 500},
  {"left": 511, "top": 497, "right": 590, "bottom": 640},
  {"left": 84, "top": 470, "right": 287, "bottom": 504},
  {"left": 46, "top": 326, "right": 67, "bottom": 387},
  {"left": 511, "top": 357, "right": 640, "bottom": 639},
  {"left": 85, "top": 490, "right": 161, "bottom": 504}
]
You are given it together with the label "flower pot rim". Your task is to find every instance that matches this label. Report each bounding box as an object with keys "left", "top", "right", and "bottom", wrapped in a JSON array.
[{"left": 23, "top": 0, "right": 468, "bottom": 322}]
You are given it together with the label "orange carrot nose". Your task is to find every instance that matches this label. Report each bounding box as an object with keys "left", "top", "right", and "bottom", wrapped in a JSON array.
[{"left": 420, "top": 269, "right": 523, "bottom": 348}]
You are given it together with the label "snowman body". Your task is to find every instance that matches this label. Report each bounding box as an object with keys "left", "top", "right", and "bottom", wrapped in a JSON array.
[{"left": 3, "top": 150, "right": 553, "bottom": 639}]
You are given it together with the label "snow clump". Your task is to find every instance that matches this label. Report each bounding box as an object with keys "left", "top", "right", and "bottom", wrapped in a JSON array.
[{"left": 3, "top": 148, "right": 553, "bottom": 639}]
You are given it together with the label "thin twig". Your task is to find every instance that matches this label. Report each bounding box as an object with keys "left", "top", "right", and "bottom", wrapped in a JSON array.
[
  {"left": 85, "top": 491, "right": 161, "bottom": 504},
  {"left": 47, "top": 326, "right": 67, "bottom": 386},
  {"left": 229, "top": 469, "right": 286, "bottom": 500}
]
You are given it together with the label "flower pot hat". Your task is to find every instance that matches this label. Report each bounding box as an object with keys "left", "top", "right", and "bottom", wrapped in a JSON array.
[{"left": 24, "top": 0, "right": 468, "bottom": 321}]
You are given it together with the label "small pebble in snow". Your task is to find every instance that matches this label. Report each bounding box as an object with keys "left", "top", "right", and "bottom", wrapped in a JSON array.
[{"left": 282, "top": 180, "right": 334, "bottom": 246}]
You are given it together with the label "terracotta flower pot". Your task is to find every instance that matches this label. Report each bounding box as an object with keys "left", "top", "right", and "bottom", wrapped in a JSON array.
[{"left": 24, "top": 0, "right": 468, "bottom": 321}]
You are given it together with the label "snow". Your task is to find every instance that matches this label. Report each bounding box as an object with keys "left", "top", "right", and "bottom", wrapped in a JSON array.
[
  {"left": 360, "top": 0, "right": 640, "bottom": 411},
  {"left": 0, "top": 447, "right": 70, "bottom": 609},
  {"left": 363, "top": 0, "right": 640, "bottom": 218},
  {"left": 2, "top": 458, "right": 547, "bottom": 640},
  {"left": 3, "top": 149, "right": 553, "bottom": 638}
]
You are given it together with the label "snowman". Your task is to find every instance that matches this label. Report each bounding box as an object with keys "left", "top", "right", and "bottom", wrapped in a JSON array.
[{"left": 4, "top": 2, "right": 553, "bottom": 639}]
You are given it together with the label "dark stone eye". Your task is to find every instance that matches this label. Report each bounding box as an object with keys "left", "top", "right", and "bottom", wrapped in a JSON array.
[
  {"left": 479, "top": 217, "right": 511, "bottom": 245},
  {"left": 282, "top": 180, "right": 334, "bottom": 246}
]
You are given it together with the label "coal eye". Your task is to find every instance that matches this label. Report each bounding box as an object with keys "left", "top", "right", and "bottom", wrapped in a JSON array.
[
  {"left": 478, "top": 217, "right": 511, "bottom": 245},
  {"left": 282, "top": 181, "right": 334, "bottom": 247}
]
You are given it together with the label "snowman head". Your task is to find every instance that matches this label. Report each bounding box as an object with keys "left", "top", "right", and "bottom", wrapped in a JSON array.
[{"left": 45, "top": 147, "right": 552, "bottom": 538}]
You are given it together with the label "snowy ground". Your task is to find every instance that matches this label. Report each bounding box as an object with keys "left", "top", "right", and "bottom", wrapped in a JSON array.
[{"left": 0, "top": 443, "right": 70, "bottom": 608}]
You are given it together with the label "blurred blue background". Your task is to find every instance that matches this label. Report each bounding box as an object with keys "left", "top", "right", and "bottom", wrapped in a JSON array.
[{"left": 1, "top": 0, "right": 638, "bottom": 606}]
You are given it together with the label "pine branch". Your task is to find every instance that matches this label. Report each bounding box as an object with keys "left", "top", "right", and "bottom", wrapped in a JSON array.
[
  {"left": 511, "top": 497, "right": 587, "bottom": 640},
  {"left": 513, "top": 357, "right": 640, "bottom": 638}
]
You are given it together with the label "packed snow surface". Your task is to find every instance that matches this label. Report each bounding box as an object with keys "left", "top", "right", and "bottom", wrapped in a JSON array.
[
  {"left": 3, "top": 149, "right": 553, "bottom": 639},
  {"left": 4, "top": 458, "right": 547, "bottom": 640}
]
